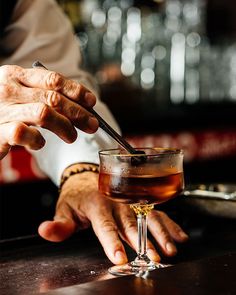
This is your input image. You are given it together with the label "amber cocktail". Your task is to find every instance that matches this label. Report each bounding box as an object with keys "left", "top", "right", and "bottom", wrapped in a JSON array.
[{"left": 99, "top": 147, "right": 184, "bottom": 276}]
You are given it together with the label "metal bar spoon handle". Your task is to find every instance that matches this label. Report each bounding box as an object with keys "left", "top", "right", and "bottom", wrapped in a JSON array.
[{"left": 32, "top": 61, "right": 146, "bottom": 162}]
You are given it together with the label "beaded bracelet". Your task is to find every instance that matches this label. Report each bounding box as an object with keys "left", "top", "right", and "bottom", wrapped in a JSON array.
[{"left": 59, "top": 164, "right": 99, "bottom": 193}]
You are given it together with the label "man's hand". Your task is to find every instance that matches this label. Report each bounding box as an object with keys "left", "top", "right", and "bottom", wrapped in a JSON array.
[
  {"left": 0, "top": 65, "right": 98, "bottom": 159},
  {"left": 38, "top": 170, "right": 188, "bottom": 265}
]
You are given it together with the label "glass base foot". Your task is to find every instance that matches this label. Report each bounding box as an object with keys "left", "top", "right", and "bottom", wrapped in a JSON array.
[{"left": 108, "top": 261, "right": 172, "bottom": 276}]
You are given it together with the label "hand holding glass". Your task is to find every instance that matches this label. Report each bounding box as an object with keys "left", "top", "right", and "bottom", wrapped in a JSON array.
[{"left": 99, "top": 148, "right": 184, "bottom": 276}]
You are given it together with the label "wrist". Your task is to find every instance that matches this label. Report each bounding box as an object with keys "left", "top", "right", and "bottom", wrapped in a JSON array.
[{"left": 59, "top": 162, "right": 99, "bottom": 192}]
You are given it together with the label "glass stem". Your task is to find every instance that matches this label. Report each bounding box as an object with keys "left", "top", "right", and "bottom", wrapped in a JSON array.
[
  {"left": 130, "top": 204, "right": 154, "bottom": 266},
  {"left": 137, "top": 213, "right": 148, "bottom": 260}
]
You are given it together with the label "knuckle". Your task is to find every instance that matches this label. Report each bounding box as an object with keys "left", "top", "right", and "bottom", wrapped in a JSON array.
[
  {"left": 123, "top": 219, "right": 137, "bottom": 233},
  {"left": 46, "top": 91, "right": 61, "bottom": 109},
  {"left": 100, "top": 219, "right": 118, "bottom": 233},
  {"left": 0, "top": 84, "right": 13, "bottom": 98},
  {"left": 158, "top": 227, "right": 170, "bottom": 241},
  {"left": 71, "top": 106, "right": 85, "bottom": 121},
  {"left": 72, "top": 83, "right": 86, "bottom": 100},
  {"left": 46, "top": 71, "right": 64, "bottom": 90},
  {"left": 76, "top": 84, "right": 83, "bottom": 96},
  {"left": 35, "top": 103, "right": 51, "bottom": 126}
]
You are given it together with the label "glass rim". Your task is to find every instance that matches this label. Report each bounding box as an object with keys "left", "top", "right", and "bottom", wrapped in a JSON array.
[{"left": 99, "top": 147, "right": 184, "bottom": 157}]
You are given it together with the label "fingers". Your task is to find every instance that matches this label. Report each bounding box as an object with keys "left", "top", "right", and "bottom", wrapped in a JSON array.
[
  {"left": 0, "top": 65, "right": 99, "bottom": 134},
  {"left": 1, "top": 65, "right": 96, "bottom": 107},
  {"left": 38, "top": 219, "right": 77, "bottom": 242},
  {"left": 114, "top": 204, "right": 161, "bottom": 262},
  {"left": 38, "top": 203, "right": 78, "bottom": 242},
  {"left": 87, "top": 201, "right": 128, "bottom": 265},
  {"left": 148, "top": 210, "right": 188, "bottom": 257},
  {"left": 0, "top": 122, "right": 45, "bottom": 159},
  {"left": 18, "top": 86, "right": 98, "bottom": 133},
  {"left": 1, "top": 103, "right": 78, "bottom": 143},
  {"left": 38, "top": 166, "right": 188, "bottom": 264},
  {"left": 43, "top": 173, "right": 127, "bottom": 265},
  {"left": 157, "top": 211, "right": 189, "bottom": 243}
]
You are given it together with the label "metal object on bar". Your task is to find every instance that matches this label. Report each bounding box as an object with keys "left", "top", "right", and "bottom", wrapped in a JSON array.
[{"left": 182, "top": 183, "right": 236, "bottom": 218}]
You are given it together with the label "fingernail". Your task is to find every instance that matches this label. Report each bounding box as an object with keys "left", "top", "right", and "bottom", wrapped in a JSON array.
[
  {"left": 179, "top": 231, "right": 189, "bottom": 241},
  {"left": 88, "top": 116, "right": 99, "bottom": 131},
  {"left": 147, "top": 249, "right": 160, "bottom": 262},
  {"left": 115, "top": 250, "right": 127, "bottom": 264},
  {"left": 166, "top": 242, "right": 177, "bottom": 255},
  {"left": 85, "top": 92, "right": 96, "bottom": 107}
]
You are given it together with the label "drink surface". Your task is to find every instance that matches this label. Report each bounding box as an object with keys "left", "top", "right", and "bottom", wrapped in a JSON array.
[{"left": 99, "top": 172, "right": 184, "bottom": 205}]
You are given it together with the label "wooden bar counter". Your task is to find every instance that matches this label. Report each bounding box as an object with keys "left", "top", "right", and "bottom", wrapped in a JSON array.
[
  {"left": 0, "top": 202, "right": 235, "bottom": 295},
  {"left": 44, "top": 253, "right": 236, "bottom": 295}
]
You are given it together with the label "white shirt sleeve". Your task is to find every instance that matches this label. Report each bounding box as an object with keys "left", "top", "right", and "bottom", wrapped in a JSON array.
[
  {"left": 1, "top": 0, "right": 121, "bottom": 186},
  {"left": 32, "top": 101, "right": 120, "bottom": 186}
]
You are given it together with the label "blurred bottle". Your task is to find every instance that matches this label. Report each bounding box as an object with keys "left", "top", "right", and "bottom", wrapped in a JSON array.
[{"left": 58, "top": 0, "right": 236, "bottom": 107}]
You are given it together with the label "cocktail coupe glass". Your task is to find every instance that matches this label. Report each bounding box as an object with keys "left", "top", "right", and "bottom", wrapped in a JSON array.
[{"left": 99, "top": 147, "right": 184, "bottom": 276}]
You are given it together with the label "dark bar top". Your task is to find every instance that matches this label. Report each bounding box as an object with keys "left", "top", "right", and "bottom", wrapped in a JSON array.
[
  {"left": 43, "top": 252, "right": 236, "bottom": 295},
  {"left": 0, "top": 206, "right": 236, "bottom": 295}
]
